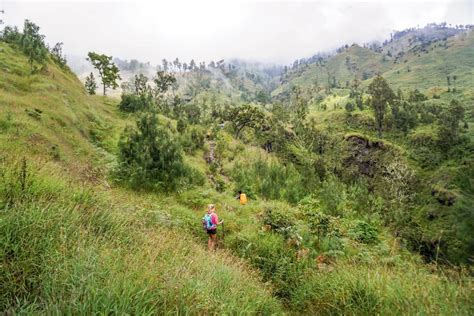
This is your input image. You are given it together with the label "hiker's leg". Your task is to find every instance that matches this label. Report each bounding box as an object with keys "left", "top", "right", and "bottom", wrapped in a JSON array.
[
  {"left": 208, "top": 235, "right": 213, "bottom": 251},
  {"left": 210, "top": 233, "right": 217, "bottom": 251}
]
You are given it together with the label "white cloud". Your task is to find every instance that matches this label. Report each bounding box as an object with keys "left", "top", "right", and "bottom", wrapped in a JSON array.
[{"left": 2, "top": 0, "right": 473, "bottom": 64}]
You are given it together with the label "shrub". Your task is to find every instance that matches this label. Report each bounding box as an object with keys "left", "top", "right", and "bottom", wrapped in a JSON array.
[
  {"left": 316, "top": 176, "right": 348, "bottom": 216},
  {"left": 262, "top": 207, "right": 295, "bottom": 231},
  {"left": 118, "top": 94, "right": 154, "bottom": 112},
  {"left": 117, "top": 112, "right": 203, "bottom": 191},
  {"left": 348, "top": 220, "right": 379, "bottom": 244},
  {"left": 180, "top": 125, "right": 206, "bottom": 154},
  {"left": 3, "top": 20, "right": 48, "bottom": 72},
  {"left": 232, "top": 158, "right": 308, "bottom": 204}
]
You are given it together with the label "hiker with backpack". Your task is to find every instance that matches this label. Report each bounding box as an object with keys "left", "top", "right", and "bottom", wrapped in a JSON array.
[
  {"left": 236, "top": 190, "right": 247, "bottom": 205},
  {"left": 202, "top": 204, "right": 223, "bottom": 251}
]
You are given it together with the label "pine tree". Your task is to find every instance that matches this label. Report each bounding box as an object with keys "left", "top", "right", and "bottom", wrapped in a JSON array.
[
  {"left": 85, "top": 72, "right": 97, "bottom": 95},
  {"left": 118, "top": 112, "right": 190, "bottom": 190}
]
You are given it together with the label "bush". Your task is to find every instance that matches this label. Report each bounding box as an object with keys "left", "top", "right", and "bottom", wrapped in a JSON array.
[
  {"left": 232, "top": 158, "right": 308, "bottom": 204},
  {"left": 262, "top": 206, "right": 295, "bottom": 231},
  {"left": 118, "top": 94, "right": 154, "bottom": 112},
  {"left": 348, "top": 220, "right": 379, "bottom": 244},
  {"left": 316, "top": 176, "right": 348, "bottom": 216},
  {"left": 180, "top": 125, "right": 206, "bottom": 154},
  {"left": 117, "top": 112, "right": 203, "bottom": 191},
  {"left": 3, "top": 20, "right": 48, "bottom": 72}
]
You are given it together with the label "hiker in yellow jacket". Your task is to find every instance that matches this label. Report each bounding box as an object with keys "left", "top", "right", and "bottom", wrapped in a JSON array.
[{"left": 237, "top": 190, "right": 247, "bottom": 205}]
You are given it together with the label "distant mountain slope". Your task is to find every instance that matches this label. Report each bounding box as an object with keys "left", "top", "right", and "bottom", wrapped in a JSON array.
[
  {"left": 274, "top": 25, "right": 473, "bottom": 98},
  {"left": 382, "top": 30, "right": 474, "bottom": 94},
  {"left": 382, "top": 23, "right": 466, "bottom": 57},
  {"left": 273, "top": 44, "right": 391, "bottom": 97}
]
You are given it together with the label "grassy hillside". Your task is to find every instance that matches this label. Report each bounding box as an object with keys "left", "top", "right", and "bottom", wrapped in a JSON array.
[
  {"left": 1, "top": 27, "right": 473, "bottom": 315},
  {"left": 275, "top": 28, "right": 474, "bottom": 99},
  {"left": 0, "top": 41, "right": 282, "bottom": 314},
  {"left": 383, "top": 30, "right": 474, "bottom": 94},
  {"left": 274, "top": 44, "right": 391, "bottom": 97}
]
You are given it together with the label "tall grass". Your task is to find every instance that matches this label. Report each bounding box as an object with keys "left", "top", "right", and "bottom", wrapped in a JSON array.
[{"left": 0, "top": 160, "right": 283, "bottom": 314}]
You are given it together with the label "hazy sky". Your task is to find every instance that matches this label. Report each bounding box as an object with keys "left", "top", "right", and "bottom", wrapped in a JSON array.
[{"left": 2, "top": 0, "right": 473, "bottom": 65}]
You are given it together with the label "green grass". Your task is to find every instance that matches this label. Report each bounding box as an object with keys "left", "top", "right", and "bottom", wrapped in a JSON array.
[
  {"left": 0, "top": 42, "right": 283, "bottom": 314},
  {"left": 0, "top": 159, "right": 282, "bottom": 314},
  {"left": 275, "top": 29, "right": 474, "bottom": 101},
  {"left": 1, "top": 39, "right": 473, "bottom": 315}
]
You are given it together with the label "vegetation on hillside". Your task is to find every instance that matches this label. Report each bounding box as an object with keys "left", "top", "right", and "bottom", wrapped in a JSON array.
[{"left": 1, "top": 20, "right": 473, "bottom": 314}]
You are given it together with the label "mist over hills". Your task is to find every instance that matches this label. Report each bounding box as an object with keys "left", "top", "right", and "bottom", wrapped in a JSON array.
[
  {"left": 1, "top": 15, "right": 473, "bottom": 315},
  {"left": 68, "top": 23, "right": 473, "bottom": 103}
]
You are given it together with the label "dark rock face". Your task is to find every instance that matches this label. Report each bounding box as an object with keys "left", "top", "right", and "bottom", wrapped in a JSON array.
[{"left": 344, "top": 135, "right": 386, "bottom": 178}]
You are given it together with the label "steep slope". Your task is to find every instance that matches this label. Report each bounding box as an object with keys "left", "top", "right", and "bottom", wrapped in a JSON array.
[
  {"left": 382, "top": 30, "right": 474, "bottom": 94},
  {"left": 275, "top": 27, "right": 473, "bottom": 98},
  {"left": 274, "top": 44, "right": 391, "bottom": 97},
  {"left": 1, "top": 27, "right": 473, "bottom": 314},
  {"left": 0, "top": 41, "right": 283, "bottom": 314}
]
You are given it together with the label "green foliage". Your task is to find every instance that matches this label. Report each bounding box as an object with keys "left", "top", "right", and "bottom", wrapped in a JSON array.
[
  {"left": 176, "top": 117, "right": 187, "bottom": 133},
  {"left": 316, "top": 176, "right": 348, "bottom": 216},
  {"left": 391, "top": 99, "right": 418, "bottom": 133},
  {"left": 348, "top": 220, "right": 379, "bottom": 244},
  {"left": 2, "top": 20, "right": 48, "bottom": 72},
  {"left": 232, "top": 158, "right": 308, "bottom": 204},
  {"left": 153, "top": 70, "right": 176, "bottom": 95},
  {"left": 132, "top": 73, "right": 149, "bottom": 95},
  {"left": 180, "top": 125, "right": 206, "bottom": 154},
  {"left": 408, "top": 89, "right": 428, "bottom": 102},
  {"left": 345, "top": 101, "right": 355, "bottom": 113},
  {"left": 50, "top": 42, "right": 67, "bottom": 68},
  {"left": 117, "top": 93, "right": 154, "bottom": 113},
  {"left": 437, "top": 99, "right": 465, "bottom": 150},
  {"left": 84, "top": 72, "right": 97, "bottom": 95},
  {"left": 368, "top": 75, "right": 396, "bottom": 137},
  {"left": 181, "top": 102, "right": 202, "bottom": 124},
  {"left": 229, "top": 104, "right": 266, "bottom": 137},
  {"left": 87, "top": 51, "right": 121, "bottom": 96},
  {"left": 290, "top": 86, "right": 309, "bottom": 127},
  {"left": 117, "top": 112, "right": 203, "bottom": 191},
  {"left": 262, "top": 207, "right": 295, "bottom": 231}
]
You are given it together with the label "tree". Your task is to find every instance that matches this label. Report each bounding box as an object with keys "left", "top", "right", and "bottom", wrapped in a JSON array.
[
  {"left": 117, "top": 112, "right": 194, "bottom": 190},
  {"left": 153, "top": 71, "right": 176, "bottom": 95},
  {"left": 1, "top": 26, "right": 21, "bottom": 43},
  {"left": 85, "top": 72, "right": 97, "bottom": 95},
  {"left": 368, "top": 75, "right": 395, "bottom": 137},
  {"left": 20, "top": 20, "right": 48, "bottom": 72},
  {"left": 87, "top": 52, "right": 121, "bottom": 96},
  {"left": 189, "top": 59, "right": 196, "bottom": 71},
  {"left": 229, "top": 104, "right": 266, "bottom": 137},
  {"left": 255, "top": 90, "right": 270, "bottom": 104},
  {"left": 173, "top": 57, "right": 181, "bottom": 72},
  {"left": 50, "top": 42, "right": 67, "bottom": 68},
  {"left": 162, "top": 59, "right": 169, "bottom": 72},
  {"left": 437, "top": 99, "right": 465, "bottom": 149},
  {"left": 291, "top": 86, "right": 308, "bottom": 127},
  {"left": 391, "top": 99, "right": 417, "bottom": 134},
  {"left": 133, "top": 73, "right": 149, "bottom": 95}
]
